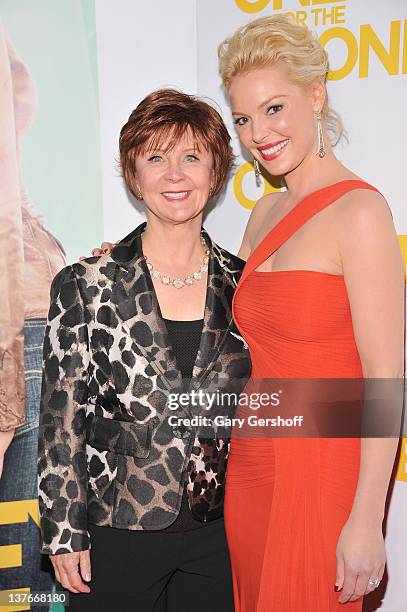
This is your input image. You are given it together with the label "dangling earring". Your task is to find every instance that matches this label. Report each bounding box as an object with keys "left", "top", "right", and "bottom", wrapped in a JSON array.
[
  {"left": 254, "top": 159, "right": 262, "bottom": 187},
  {"left": 135, "top": 185, "right": 143, "bottom": 200},
  {"left": 316, "top": 110, "right": 326, "bottom": 158}
]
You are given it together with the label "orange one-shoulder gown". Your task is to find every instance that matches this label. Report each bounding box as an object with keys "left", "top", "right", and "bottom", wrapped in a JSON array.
[{"left": 224, "top": 180, "right": 380, "bottom": 611}]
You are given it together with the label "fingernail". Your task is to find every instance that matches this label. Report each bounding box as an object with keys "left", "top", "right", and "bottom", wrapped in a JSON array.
[{"left": 84, "top": 573, "right": 91, "bottom": 581}]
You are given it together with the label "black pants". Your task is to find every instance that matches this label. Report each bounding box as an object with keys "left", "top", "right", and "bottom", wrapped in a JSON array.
[{"left": 68, "top": 519, "right": 234, "bottom": 611}]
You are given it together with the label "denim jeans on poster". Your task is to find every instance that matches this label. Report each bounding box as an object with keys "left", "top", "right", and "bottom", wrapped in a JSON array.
[{"left": 0, "top": 319, "right": 58, "bottom": 611}]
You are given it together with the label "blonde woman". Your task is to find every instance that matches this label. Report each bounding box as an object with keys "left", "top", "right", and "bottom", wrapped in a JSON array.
[{"left": 217, "top": 14, "right": 404, "bottom": 611}]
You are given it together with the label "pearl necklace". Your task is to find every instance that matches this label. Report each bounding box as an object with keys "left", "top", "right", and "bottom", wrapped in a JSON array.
[{"left": 145, "top": 236, "right": 210, "bottom": 289}]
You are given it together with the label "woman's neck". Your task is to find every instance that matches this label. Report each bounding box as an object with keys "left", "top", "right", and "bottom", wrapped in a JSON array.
[
  {"left": 283, "top": 140, "right": 353, "bottom": 203},
  {"left": 142, "top": 215, "right": 205, "bottom": 268}
]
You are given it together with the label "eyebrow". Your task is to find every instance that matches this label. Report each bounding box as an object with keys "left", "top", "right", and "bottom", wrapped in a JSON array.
[
  {"left": 148, "top": 148, "right": 198, "bottom": 153},
  {"left": 232, "top": 94, "right": 288, "bottom": 116}
]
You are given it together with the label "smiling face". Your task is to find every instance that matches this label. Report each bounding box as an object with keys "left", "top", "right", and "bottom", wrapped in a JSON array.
[
  {"left": 134, "top": 130, "right": 214, "bottom": 225},
  {"left": 229, "top": 65, "right": 325, "bottom": 176}
]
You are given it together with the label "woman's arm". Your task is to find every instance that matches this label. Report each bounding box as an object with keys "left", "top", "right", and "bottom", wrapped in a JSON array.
[
  {"left": 38, "top": 264, "right": 92, "bottom": 592},
  {"left": 336, "top": 189, "right": 405, "bottom": 603}
]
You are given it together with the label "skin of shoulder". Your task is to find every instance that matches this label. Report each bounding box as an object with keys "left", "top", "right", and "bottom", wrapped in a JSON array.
[
  {"left": 335, "top": 187, "right": 396, "bottom": 252},
  {"left": 238, "top": 191, "right": 282, "bottom": 260}
]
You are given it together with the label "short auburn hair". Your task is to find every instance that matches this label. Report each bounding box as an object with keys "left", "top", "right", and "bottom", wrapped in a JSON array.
[{"left": 119, "top": 89, "right": 234, "bottom": 199}]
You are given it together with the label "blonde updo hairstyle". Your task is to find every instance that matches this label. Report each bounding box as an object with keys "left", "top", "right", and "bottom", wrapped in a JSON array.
[{"left": 218, "top": 14, "right": 344, "bottom": 145}]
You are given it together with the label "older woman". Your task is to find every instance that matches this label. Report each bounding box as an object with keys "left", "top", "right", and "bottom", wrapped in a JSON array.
[{"left": 37, "top": 89, "right": 250, "bottom": 611}]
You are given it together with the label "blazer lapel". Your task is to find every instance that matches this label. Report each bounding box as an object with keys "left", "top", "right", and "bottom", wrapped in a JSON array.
[
  {"left": 190, "top": 232, "right": 236, "bottom": 391},
  {"left": 110, "top": 223, "right": 183, "bottom": 393}
]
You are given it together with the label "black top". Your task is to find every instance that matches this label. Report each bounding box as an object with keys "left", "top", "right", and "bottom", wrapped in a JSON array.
[
  {"left": 160, "top": 317, "right": 211, "bottom": 532},
  {"left": 164, "top": 318, "right": 204, "bottom": 384}
]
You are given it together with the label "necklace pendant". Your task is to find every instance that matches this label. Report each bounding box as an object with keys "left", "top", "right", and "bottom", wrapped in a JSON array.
[{"left": 173, "top": 279, "right": 184, "bottom": 289}]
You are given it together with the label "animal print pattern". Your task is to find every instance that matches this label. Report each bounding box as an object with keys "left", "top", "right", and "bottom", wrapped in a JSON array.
[{"left": 38, "top": 223, "right": 250, "bottom": 554}]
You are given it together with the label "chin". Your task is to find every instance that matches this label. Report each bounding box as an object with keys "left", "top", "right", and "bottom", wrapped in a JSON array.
[
  {"left": 160, "top": 209, "right": 200, "bottom": 225},
  {"left": 261, "top": 160, "right": 290, "bottom": 177}
]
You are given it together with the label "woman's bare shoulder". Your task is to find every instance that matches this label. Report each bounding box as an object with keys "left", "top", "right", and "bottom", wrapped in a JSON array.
[{"left": 337, "top": 184, "right": 392, "bottom": 226}]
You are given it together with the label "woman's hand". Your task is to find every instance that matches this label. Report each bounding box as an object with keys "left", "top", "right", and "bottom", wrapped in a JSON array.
[
  {"left": 50, "top": 549, "right": 92, "bottom": 593},
  {"left": 79, "top": 241, "right": 116, "bottom": 261},
  {"left": 335, "top": 515, "right": 386, "bottom": 603}
]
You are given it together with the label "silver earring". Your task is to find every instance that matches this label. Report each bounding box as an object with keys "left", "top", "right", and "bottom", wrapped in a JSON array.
[
  {"left": 254, "top": 159, "right": 262, "bottom": 187},
  {"left": 316, "top": 110, "right": 326, "bottom": 158}
]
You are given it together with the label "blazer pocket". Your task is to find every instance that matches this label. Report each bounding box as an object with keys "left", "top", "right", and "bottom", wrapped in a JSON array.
[{"left": 87, "top": 414, "right": 152, "bottom": 459}]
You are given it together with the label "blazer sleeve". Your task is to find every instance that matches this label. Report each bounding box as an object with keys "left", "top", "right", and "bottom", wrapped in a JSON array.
[{"left": 38, "top": 264, "right": 91, "bottom": 555}]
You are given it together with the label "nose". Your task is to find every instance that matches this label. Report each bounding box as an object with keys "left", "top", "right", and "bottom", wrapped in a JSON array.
[
  {"left": 251, "top": 116, "right": 270, "bottom": 145},
  {"left": 164, "top": 159, "right": 185, "bottom": 182}
]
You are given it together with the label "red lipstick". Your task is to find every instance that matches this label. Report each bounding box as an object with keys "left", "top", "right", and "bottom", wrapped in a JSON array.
[{"left": 257, "top": 139, "right": 289, "bottom": 161}]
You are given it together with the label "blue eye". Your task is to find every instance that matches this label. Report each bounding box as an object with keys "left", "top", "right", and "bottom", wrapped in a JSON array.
[
  {"left": 267, "top": 104, "right": 283, "bottom": 115},
  {"left": 185, "top": 154, "right": 199, "bottom": 161},
  {"left": 148, "top": 155, "right": 163, "bottom": 162},
  {"left": 234, "top": 116, "right": 248, "bottom": 127}
]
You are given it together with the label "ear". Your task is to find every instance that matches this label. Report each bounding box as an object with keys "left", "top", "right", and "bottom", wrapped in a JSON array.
[
  {"left": 133, "top": 175, "right": 143, "bottom": 200},
  {"left": 311, "top": 79, "right": 326, "bottom": 113}
]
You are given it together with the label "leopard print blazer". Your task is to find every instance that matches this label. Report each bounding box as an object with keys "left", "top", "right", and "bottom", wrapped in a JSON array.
[{"left": 38, "top": 222, "right": 250, "bottom": 555}]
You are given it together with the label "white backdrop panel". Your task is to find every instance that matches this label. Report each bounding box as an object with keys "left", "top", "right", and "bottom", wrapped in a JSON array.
[{"left": 95, "top": 0, "right": 197, "bottom": 242}]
